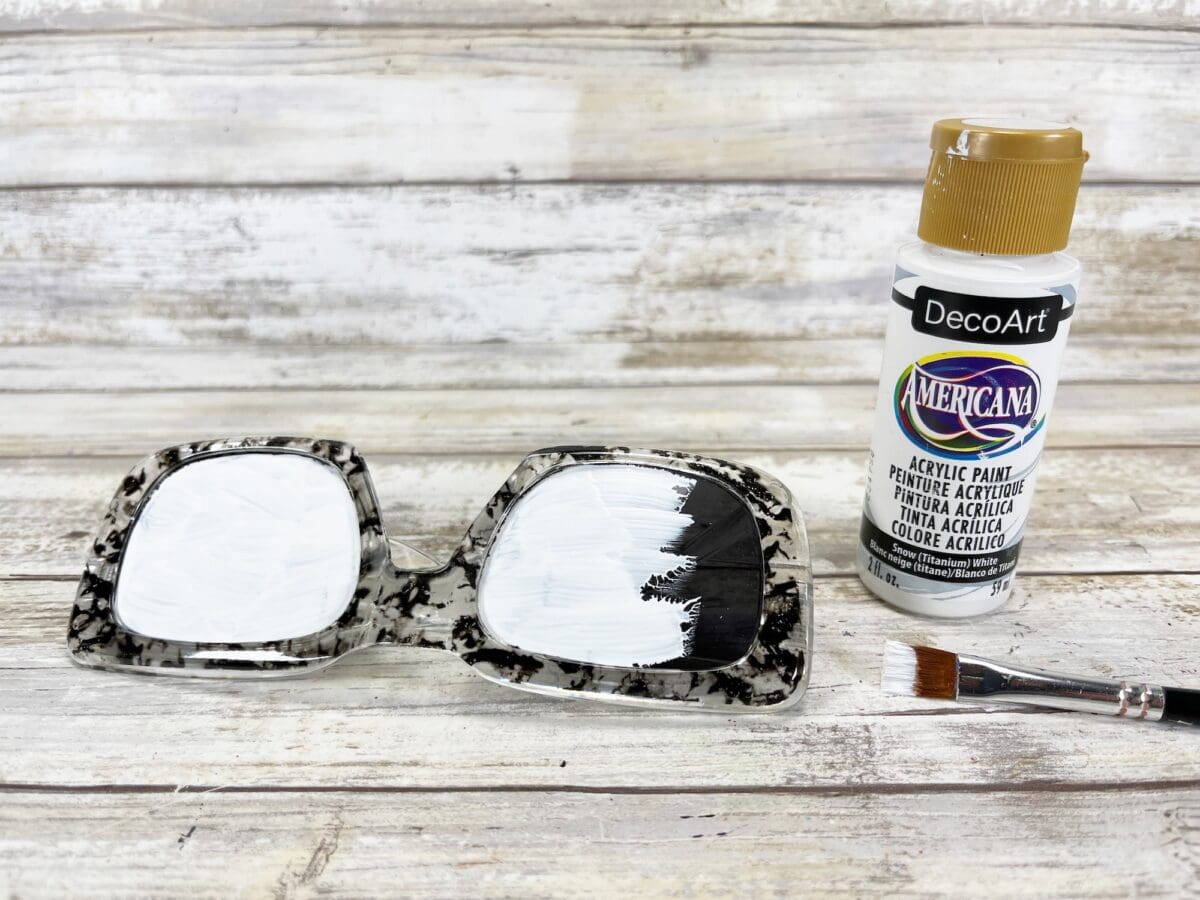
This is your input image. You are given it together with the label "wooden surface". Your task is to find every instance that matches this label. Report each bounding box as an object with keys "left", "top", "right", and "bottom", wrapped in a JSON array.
[
  {"left": 2, "top": 4, "right": 1199, "bottom": 897},
  {"left": 3, "top": 28, "right": 1198, "bottom": 184}
]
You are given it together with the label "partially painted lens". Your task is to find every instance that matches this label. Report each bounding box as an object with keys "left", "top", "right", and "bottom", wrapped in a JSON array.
[
  {"left": 476, "top": 463, "right": 763, "bottom": 669},
  {"left": 114, "top": 452, "right": 362, "bottom": 643}
]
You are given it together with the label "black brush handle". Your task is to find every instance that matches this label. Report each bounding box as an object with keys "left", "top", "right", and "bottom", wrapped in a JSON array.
[{"left": 1161, "top": 687, "right": 1200, "bottom": 726}]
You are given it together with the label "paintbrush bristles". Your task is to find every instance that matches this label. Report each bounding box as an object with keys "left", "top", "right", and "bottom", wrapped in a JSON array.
[
  {"left": 881, "top": 641, "right": 959, "bottom": 700},
  {"left": 911, "top": 645, "right": 960, "bottom": 699},
  {"left": 881, "top": 641, "right": 917, "bottom": 696}
]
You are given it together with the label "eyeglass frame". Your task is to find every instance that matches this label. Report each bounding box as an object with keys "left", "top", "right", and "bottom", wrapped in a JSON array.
[{"left": 68, "top": 437, "right": 813, "bottom": 711}]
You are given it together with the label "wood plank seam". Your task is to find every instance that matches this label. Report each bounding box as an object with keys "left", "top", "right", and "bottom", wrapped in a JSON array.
[
  {"left": 3, "top": 16, "right": 1199, "bottom": 36},
  {"left": 3, "top": 780, "right": 1200, "bottom": 796}
]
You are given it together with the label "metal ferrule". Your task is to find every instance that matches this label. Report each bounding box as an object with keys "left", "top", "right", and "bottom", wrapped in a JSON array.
[{"left": 957, "top": 654, "right": 1166, "bottom": 722}]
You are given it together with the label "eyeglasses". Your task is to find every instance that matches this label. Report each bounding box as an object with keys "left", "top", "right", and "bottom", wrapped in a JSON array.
[{"left": 68, "top": 438, "right": 812, "bottom": 711}]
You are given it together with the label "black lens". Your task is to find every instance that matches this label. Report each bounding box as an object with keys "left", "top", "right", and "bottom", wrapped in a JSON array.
[{"left": 650, "top": 471, "right": 763, "bottom": 670}]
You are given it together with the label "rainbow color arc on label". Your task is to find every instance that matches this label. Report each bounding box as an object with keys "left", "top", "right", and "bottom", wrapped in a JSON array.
[{"left": 893, "top": 350, "right": 1044, "bottom": 460}]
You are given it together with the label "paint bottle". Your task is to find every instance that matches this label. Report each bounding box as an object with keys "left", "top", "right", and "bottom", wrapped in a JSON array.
[{"left": 857, "top": 118, "right": 1088, "bottom": 617}]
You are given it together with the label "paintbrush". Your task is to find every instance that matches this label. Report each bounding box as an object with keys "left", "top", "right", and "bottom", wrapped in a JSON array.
[{"left": 882, "top": 641, "right": 1200, "bottom": 726}]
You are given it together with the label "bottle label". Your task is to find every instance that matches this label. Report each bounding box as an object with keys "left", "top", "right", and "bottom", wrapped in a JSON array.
[
  {"left": 898, "top": 287, "right": 1064, "bottom": 345},
  {"left": 859, "top": 272, "right": 1075, "bottom": 602}
]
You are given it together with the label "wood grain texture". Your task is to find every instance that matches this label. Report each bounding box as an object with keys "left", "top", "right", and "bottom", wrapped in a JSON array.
[
  {"left": 4, "top": 573, "right": 1199, "bottom": 789},
  {"left": 4, "top": 0, "right": 1197, "bottom": 30},
  {"left": 6, "top": 336, "right": 1199, "bottom": 391},
  {"left": 1, "top": 27, "right": 1197, "bottom": 184},
  {"left": 7, "top": 448, "right": 1198, "bottom": 579},
  {"left": 2, "top": 5, "right": 1197, "bottom": 892},
  {"left": 2, "top": 787, "right": 1198, "bottom": 899},
  {"left": 1, "top": 185, "right": 1195, "bottom": 347},
  {"left": 0, "top": 383, "right": 1197, "bottom": 458}
]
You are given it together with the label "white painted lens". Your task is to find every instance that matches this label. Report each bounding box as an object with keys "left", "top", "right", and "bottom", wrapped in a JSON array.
[
  {"left": 477, "top": 464, "right": 705, "bottom": 667},
  {"left": 115, "top": 452, "right": 361, "bottom": 643}
]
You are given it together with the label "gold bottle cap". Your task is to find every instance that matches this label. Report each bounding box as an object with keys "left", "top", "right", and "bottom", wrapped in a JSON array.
[{"left": 918, "top": 118, "right": 1088, "bottom": 255}]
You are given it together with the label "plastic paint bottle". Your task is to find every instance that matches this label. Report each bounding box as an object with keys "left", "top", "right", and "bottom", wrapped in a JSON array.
[{"left": 857, "top": 118, "right": 1088, "bottom": 617}]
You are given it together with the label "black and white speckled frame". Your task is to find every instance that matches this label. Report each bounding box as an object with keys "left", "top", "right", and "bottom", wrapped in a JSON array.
[{"left": 68, "top": 438, "right": 813, "bottom": 711}]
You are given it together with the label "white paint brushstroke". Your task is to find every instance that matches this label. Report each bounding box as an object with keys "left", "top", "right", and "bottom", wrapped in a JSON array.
[
  {"left": 116, "top": 453, "right": 361, "bottom": 643},
  {"left": 477, "top": 464, "right": 701, "bottom": 667}
]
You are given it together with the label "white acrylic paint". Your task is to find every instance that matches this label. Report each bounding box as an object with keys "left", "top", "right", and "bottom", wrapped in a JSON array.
[
  {"left": 858, "top": 118, "right": 1085, "bottom": 618},
  {"left": 477, "top": 464, "right": 701, "bottom": 667},
  {"left": 116, "top": 452, "right": 362, "bottom": 643}
]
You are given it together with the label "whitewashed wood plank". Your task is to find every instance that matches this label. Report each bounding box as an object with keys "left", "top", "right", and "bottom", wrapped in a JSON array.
[
  {"left": 0, "top": 384, "right": 1195, "bottom": 459},
  {"left": 1, "top": 787, "right": 1197, "bottom": 899},
  {"left": 4, "top": 573, "right": 1199, "bottom": 789},
  {"left": 2, "top": 336, "right": 1196, "bottom": 391},
  {"left": 0, "top": 28, "right": 1196, "bottom": 184},
  {"left": 3, "top": 0, "right": 1196, "bottom": 31},
  {"left": 2, "top": 185, "right": 1193, "bottom": 347},
  {"left": 7, "top": 449, "right": 1198, "bottom": 579}
]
